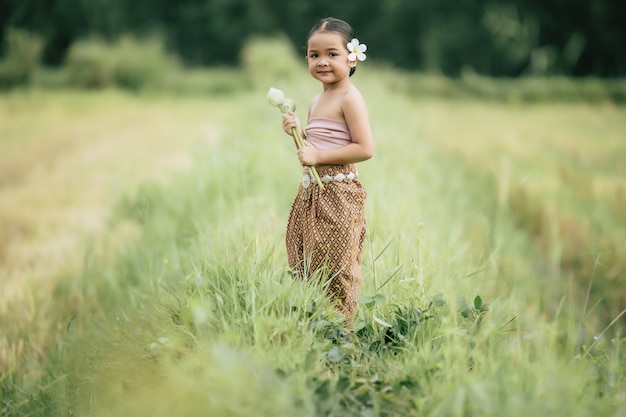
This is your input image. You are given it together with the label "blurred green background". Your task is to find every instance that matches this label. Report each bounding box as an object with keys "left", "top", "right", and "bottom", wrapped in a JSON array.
[{"left": 1, "top": 0, "right": 625, "bottom": 90}]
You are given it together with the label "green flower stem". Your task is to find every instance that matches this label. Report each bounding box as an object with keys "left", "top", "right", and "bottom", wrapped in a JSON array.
[
  {"left": 291, "top": 127, "right": 324, "bottom": 189},
  {"left": 267, "top": 87, "right": 323, "bottom": 189}
]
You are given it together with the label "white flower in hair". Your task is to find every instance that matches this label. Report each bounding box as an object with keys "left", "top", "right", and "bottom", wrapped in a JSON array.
[{"left": 347, "top": 38, "right": 367, "bottom": 62}]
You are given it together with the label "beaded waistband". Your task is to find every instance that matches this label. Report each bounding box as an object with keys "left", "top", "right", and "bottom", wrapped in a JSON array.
[{"left": 302, "top": 170, "right": 358, "bottom": 188}]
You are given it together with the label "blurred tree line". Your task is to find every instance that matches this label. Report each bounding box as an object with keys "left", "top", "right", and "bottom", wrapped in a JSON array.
[{"left": 0, "top": 0, "right": 624, "bottom": 77}]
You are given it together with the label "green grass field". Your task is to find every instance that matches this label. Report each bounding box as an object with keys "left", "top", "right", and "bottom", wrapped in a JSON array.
[{"left": 1, "top": 70, "right": 625, "bottom": 416}]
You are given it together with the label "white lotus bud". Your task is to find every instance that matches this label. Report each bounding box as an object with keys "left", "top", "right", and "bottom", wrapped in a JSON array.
[
  {"left": 283, "top": 98, "right": 296, "bottom": 113},
  {"left": 266, "top": 87, "right": 285, "bottom": 107}
]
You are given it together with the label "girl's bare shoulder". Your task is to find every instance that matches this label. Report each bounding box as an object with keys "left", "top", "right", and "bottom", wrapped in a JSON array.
[
  {"left": 341, "top": 85, "right": 368, "bottom": 114},
  {"left": 344, "top": 84, "right": 365, "bottom": 102}
]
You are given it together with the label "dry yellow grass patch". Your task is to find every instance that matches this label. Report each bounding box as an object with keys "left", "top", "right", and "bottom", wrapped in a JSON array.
[
  {"left": 414, "top": 99, "right": 626, "bottom": 315},
  {"left": 0, "top": 89, "right": 220, "bottom": 303}
]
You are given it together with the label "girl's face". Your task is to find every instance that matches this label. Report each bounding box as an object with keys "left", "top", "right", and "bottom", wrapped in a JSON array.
[{"left": 306, "top": 31, "right": 355, "bottom": 86}]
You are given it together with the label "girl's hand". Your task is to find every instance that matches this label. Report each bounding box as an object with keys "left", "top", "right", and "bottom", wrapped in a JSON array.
[
  {"left": 298, "top": 141, "right": 319, "bottom": 166},
  {"left": 282, "top": 111, "right": 302, "bottom": 137}
]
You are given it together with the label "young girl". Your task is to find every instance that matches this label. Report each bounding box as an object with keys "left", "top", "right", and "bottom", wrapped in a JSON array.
[{"left": 282, "top": 17, "right": 374, "bottom": 325}]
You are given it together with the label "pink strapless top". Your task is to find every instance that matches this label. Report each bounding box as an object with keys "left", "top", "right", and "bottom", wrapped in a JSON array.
[{"left": 305, "top": 117, "right": 352, "bottom": 150}]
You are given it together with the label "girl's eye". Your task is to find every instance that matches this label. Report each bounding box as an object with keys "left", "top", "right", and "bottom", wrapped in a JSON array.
[{"left": 310, "top": 54, "right": 318, "bottom": 58}]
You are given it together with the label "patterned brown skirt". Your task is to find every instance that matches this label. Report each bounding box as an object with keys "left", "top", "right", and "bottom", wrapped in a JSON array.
[{"left": 285, "top": 163, "right": 367, "bottom": 324}]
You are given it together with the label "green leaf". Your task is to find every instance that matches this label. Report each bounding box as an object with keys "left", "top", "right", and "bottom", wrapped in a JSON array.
[
  {"left": 474, "top": 295, "right": 483, "bottom": 310},
  {"left": 373, "top": 315, "right": 393, "bottom": 328},
  {"left": 432, "top": 292, "right": 446, "bottom": 307},
  {"left": 360, "top": 408, "right": 376, "bottom": 417},
  {"left": 314, "top": 379, "right": 331, "bottom": 399},
  {"left": 359, "top": 294, "right": 385, "bottom": 310},
  {"left": 337, "top": 376, "right": 351, "bottom": 392},
  {"left": 358, "top": 296, "right": 374, "bottom": 304},
  {"left": 373, "top": 294, "right": 386, "bottom": 303},
  {"left": 327, "top": 346, "right": 344, "bottom": 363}
]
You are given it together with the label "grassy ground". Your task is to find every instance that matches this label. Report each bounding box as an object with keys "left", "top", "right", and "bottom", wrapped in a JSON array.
[
  {"left": 0, "top": 89, "right": 222, "bottom": 301},
  {"left": 1, "top": 72, "right": 625, "bottom": 416}
]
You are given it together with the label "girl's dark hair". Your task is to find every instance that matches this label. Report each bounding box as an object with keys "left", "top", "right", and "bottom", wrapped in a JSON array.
[{"left": 307, "top": 17, "right": 357, "bottom": 76}]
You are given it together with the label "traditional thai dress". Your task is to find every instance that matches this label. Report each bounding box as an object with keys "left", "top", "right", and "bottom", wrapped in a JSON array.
[{"left": 285, "top": 117, "right": 367, "bottom": 323}]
